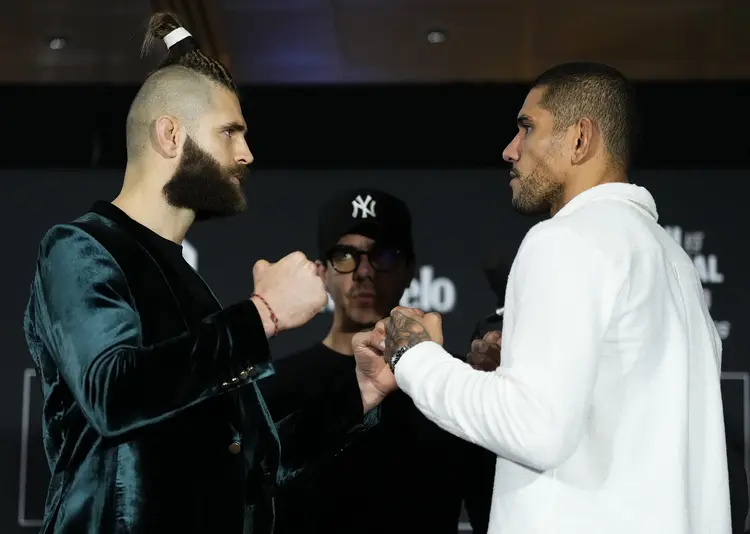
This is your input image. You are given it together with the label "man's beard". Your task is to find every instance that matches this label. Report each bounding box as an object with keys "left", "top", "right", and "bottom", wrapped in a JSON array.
[
  {"left": 162, "top": 135, "right": 249, "bottom": 221},
  {"left": 511, "top": 158, "right": 564, "bottom": 217}
]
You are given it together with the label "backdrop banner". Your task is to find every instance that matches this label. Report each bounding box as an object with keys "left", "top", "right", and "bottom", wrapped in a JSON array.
[{"left": 0, "top": 169, "right": 746, "bottom": 533}]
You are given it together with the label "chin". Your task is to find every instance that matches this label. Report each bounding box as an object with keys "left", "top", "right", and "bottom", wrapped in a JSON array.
[
  {"left": 511, "top": 197, "right": 548, "bottom": 217},
  {"left": 347, "top": 309, "right": 382, "bottom": 327}
]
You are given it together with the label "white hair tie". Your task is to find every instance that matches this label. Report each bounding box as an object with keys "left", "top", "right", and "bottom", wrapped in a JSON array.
[{"left": 163, "top": 27, "right": 192, "bottom": 49}]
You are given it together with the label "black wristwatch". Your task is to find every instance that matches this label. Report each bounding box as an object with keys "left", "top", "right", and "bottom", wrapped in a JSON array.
[{"left": 388, "top": 343, "right": 419, "bottom": 373}]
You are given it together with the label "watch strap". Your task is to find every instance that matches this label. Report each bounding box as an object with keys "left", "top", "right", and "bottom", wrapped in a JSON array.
[{"left": 389, "top": 343, "right": 417, "bottom": 373}]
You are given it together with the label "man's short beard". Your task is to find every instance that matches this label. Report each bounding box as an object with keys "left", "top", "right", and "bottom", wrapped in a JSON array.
[
  {"left": 163, "top": 135, "right": 248, "bottom": 221},
  {"left": 511, "top": 140, "right": 565, "bottom": 216},
  {"left": 511, "top": 164, "right": 564, "bottom": 216}
]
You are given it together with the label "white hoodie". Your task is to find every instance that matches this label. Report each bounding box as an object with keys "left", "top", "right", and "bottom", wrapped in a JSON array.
[{"left": 395, "top": 183, "right": 731, "bottom": 534}]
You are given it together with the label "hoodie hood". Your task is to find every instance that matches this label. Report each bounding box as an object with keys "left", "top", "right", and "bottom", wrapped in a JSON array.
[{"left": 555, "top": 182, "right": 658, "bottom": 222}]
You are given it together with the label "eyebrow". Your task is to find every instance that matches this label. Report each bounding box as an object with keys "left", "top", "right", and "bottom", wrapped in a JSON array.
[
  {"left": 220, "top": 121, "right": 247, "bottom": 134},
  {"left": 516, "top": 114, "right": 532, "bottom": 127}
]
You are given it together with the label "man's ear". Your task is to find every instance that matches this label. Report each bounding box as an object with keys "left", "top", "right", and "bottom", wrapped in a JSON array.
[
  {"left": 570, "top": 117, "right": 596, "bottom": 166},
  {"left": 315, "top": 259, "right": 327, "bottom": 281},
  {"left": 152, "top": 115, "right": 181, "bottom": 158}
]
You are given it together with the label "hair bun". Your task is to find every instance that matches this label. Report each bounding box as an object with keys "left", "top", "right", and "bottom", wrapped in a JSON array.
[
  {"left": 141, "top": 11, "right": 198, "bottom": 57},
  {"left": 139, "top": 10, "right": 233, "bottom": 91}
]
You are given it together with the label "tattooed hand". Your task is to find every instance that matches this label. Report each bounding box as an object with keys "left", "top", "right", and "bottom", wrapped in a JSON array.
[{"left": 383, "top": 307, "right": 444, "bottom": 364}]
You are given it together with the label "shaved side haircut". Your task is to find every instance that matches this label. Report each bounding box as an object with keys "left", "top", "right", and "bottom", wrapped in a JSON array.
[
  {"left": 125, "top": 12, "right": 237, "bottom": 159},
  {"left": 532, "top": 62, "right": 639, "bottom": 172}
]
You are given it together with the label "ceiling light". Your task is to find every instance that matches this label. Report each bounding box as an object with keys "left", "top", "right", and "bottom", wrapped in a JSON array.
[
  {"left": 427, "top": 31, "right": 446, "bottom": 44},
  {"left": 48, "top": 37, "right": 67, "bottom": 50}
]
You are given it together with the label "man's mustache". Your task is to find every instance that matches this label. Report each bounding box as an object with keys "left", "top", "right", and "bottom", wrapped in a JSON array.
[
  {"left": 347, "top": 285, "right": 376, "bottom": 298},
  {"left": 228, "top": 164, "right": 249, "bottom": 184}
]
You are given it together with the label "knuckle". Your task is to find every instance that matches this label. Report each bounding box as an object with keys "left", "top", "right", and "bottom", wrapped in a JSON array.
[{"left": 486, "top": 331, "right": 502, "bottom": 343}]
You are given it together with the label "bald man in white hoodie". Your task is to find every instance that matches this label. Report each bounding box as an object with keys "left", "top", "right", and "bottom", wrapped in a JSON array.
[{"left": 356, "top": 62, "right": 732, "bottom": 534}]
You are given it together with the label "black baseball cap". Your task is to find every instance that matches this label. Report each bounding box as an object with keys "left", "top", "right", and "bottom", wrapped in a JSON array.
[{"left": 317, "top": 188, "right": 414, "bottom": 261}]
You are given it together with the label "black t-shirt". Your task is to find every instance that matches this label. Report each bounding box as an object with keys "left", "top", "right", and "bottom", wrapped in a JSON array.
[{"left": 259, "top": 343, "right": 496, "bottom": 534}]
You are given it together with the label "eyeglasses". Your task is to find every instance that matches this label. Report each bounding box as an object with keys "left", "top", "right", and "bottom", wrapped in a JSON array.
[{"left": 326, "top": 244, "right": 403, "bottom": 274}]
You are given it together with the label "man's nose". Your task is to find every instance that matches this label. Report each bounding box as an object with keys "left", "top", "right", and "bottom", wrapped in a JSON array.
[
  {"left": 503, "top": 134, "right": 520, "bottom": 163},
  {"left": 235, "top": 138, "right": 254, "bottom": 165},
  {"left": 354, "top": 254, "right": 376, "bottom": 278}
]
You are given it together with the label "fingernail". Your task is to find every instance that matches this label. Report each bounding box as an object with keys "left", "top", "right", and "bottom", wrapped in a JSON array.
[{"left": 379, "top": 340, "right": 385, "bottom": 351}]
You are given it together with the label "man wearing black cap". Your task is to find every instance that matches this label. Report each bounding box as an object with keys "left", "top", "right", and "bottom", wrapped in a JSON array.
[{"left": 259, "top": 189, "right": 495, "bottom": 534}]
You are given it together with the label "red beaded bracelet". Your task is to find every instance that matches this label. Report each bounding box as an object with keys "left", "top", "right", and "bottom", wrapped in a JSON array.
[{"left": 251, "top": 293, "right": 279, "bottom": 337}]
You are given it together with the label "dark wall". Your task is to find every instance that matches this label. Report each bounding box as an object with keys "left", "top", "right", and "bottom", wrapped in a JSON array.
[
  {"left": 2, "top": 81, "right": 748, "bottom": 171},
  {"left": 0, "top": 169, "right": 746, "bottom": 532}
]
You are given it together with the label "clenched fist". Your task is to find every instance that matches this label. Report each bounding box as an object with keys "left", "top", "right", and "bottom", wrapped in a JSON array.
[
  {"left": 382, "top": 307, "right": 444, "bottom": 365},
  {"left": 251, "top": 251, "right": 327, "bottom": 335},
  {"left": 352, "top": 325, "right": 398, "bottom": 411},
  {"left": 466, "top": 330, "right": 501, "bottom": 371}
]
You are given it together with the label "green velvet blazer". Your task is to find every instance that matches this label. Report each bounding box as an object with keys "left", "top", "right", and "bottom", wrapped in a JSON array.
[{"left": 23, "top": 201, "right": 378, "bottom": 534}]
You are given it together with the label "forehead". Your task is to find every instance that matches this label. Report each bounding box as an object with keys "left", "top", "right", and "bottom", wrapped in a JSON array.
[
  {"left": 206, "top": 85, "right": 245, "bottom": 123},
  {"left": 337, "top": 234, "right": 376, "bottom": 248},
  {"left": 518, "top": 86, "right": 552, "bottom": 123}
]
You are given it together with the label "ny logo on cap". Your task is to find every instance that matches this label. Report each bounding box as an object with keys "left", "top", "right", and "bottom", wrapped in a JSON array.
[{"left": 351, "top": 194, "right": 377, "bottom": 219}]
